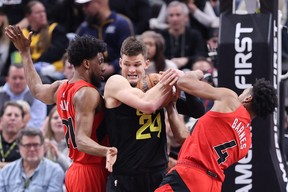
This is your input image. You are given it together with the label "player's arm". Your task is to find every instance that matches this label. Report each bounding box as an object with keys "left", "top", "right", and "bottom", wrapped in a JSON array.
[
  {"left": 177, "top": 70, "right": 236, "bottom": 101},
  {"left": 105, "top": 69, "right": 178, "bottom": 114},
  {"left": 166, "top": 102, "right": 188, "bottom": 144},
  {"left": 73, "top": 87, "right": 117, "bottom": 171},
  {"left": 5, "top": 25, "right": 61, "bottom": 104}
]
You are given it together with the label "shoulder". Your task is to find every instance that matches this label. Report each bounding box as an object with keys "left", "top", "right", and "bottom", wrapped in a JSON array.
[
  {"left": 106, "top": 74, "right": 126, "bottom": 84},
  {"left": 104, "top": 75, "right": 130, "bottom": 95},
  {"left": 114, "top": 12, "right": 134, "bottom": 29},
  {"left": 1, "top": 159, "right": 20, "bottom": 173}
]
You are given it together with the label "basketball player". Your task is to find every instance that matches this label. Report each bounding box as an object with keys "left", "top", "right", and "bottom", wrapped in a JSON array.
[
  {"left": 155, "top": 69, "right": 277, "bottom": 192},
  {"left": 5, "top": 25, "right": 117, "bottom": 192},
  {"left": 104, "top": 37, "right": 204, "bottom": 192}
]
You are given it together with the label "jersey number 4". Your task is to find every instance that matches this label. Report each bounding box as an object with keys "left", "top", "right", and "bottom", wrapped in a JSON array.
[{"left": 214, "top": 140, "right": 236, "bottom": 164}]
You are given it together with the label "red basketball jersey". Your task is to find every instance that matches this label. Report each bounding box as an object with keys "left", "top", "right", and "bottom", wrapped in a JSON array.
[
  {"left": 178, "top": 105, "right": 251, "bottom": 182},
  {"left": 56, "top": 80, "right": 109, "bottom": 164}
]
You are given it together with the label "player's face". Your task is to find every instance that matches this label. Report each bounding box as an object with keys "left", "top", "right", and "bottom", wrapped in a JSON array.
[
  {"left": 120, "top": 54, "right": 149, "bottom": 87},
  {"left": 89, "top": 53, "right": 104, "bottom": 87}
]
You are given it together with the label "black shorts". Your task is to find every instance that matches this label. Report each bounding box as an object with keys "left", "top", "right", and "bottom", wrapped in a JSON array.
[{"left": 106, "top": 169, "right": 166, "bottom": 192}]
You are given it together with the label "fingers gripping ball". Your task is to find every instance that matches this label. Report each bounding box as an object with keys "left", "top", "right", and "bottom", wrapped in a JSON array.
[
  {"left": 136, "top": 73, "right": 178, "bottom": 108},
  {"left": 136, "top": 73, "right": 160, "bottom": 92}
]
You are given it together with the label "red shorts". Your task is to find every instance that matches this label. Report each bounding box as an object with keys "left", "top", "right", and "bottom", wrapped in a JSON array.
[
  {"left": 65, "top": 162, "right": 109, "bottom": 192},
  {"left": 155, "top": 161, "right": 222, "bottom": 192}
]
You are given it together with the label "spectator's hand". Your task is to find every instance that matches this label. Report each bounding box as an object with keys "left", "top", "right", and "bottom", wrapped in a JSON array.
[
  {"left": 45, "top": 139, "right": 59, "bottom": 158},
  {"left": 106, "top": 147, "right": 118, "bottom": 172},
  {"left": 5, "top": 25, "right": 32, "bottom": 53},
  {"left": 186, "top": 0, "right": 197, "bottom": 13},
  {"left": 171, "top": 57, "right": 188, "bottom": 68}
]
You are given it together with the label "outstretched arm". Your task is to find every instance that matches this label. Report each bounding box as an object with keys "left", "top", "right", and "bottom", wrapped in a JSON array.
[
  {"left": 177, "top": 70, "right": 239, "bottom": 112},
  {"left": 5, "top": 25, "right": 61, "bottom": 104}
]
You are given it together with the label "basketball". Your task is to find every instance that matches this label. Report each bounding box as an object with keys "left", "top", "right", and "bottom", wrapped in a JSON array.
[
  {"left": 137, "top": 73, "right": 160, "bottom": 92},
  {"left": 136, "top": 73, "right": 178, "bottom": 108}
]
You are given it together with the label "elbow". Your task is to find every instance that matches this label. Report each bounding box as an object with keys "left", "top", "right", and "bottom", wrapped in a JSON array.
[
  {"left": 175, "top": 136, "right": 186, "bottom": 145},
  {"left": 75, "top": 137, "right": 85, "bottom": 152}
]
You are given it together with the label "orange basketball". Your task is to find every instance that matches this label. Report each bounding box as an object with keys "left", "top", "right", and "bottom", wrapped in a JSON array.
[{"left": 137, "top": 73, "right": 160, "bottom": 92}]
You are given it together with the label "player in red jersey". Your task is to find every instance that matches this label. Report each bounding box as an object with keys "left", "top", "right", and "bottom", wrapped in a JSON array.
[
  {"left": 5, "top": 25, "right": 117, "bottom": 192},
  {"left": 155, "top": 69, "right": 277, "bottom": 192}
]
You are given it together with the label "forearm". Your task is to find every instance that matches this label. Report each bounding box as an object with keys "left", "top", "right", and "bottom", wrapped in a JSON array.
[
  {"left": 176, "top": 92, "right": 205, "bottom": 118},
  {"left": 166, "top": 103, "right": 188, "bottom": 144},
  {"left": 142, "top": 82, "right": 171, "bottom": 113},
  {"left": 76, "top": 135, "right": 109, "bottom": 157},
  {"left": 21, "top": 52, "right": 44, "bottom": 96}
]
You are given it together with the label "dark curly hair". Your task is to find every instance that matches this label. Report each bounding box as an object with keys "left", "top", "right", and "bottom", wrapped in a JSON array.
[
  {"left": 251, "top": 78, "right": 277, "bottom": 119},
  {"left": 67, "top": 35, "right": 106, "bottom": 67}
]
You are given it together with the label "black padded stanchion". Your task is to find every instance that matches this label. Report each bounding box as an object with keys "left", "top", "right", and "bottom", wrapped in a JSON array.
[{"left": 218, "top": 0, "right": 288, "bottom": 191}]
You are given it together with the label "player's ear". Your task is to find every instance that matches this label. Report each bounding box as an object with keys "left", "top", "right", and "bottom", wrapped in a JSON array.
[
  {"left": 119, "top": 58, "right": 123, "bottom": 68},
  {"left": 244, "top": 95, "right": 253, "bottom": 103},
  {"left": 83, "top": 59, "right": 90, "bottom": 69},
  {"left": 145, "top": 59, "right": 150, "bottom": 69}
]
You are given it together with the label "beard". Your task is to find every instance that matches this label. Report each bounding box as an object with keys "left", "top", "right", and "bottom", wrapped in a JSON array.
[
  {"left": 91, "top": 74, "right": 101, "bottom": 88},
  {"left": 130, "top": 82, "right": 137, "bottom": 87}
]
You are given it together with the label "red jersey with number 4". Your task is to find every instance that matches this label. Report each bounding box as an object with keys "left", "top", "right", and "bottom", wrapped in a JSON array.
[
  {"left": 178, "top": 105, "right": 251, "bottom": 182},
  {"left": 56, "top": 80, "right": 109, "bottom": 164}
]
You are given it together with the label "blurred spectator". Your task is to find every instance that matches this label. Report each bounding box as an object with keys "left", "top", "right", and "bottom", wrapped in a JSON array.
[
  {"left": 40, "top": 0, "right": 85, "bottom": 33},
  {"left": 0, "top": 128, "right": 65, "bottom": 192},
  {"left": 43, "top": 106, "right": 71, "bottom": 172},
  {"left": 149, "top": 0, "right": 173, "bottom": 30},
  {"left": 157, "top": 1, "right": 207, "bottom": 70},
  {"left": 75, "top": 0, "right": 134, "bottom": 79},
  {"left": 0, "top": 64, "right": 47, "bottom": 128},
  {"left": 139, "top": 30, "right": 177, "bottom": 74},
  {"left": 184, "top": 0, "right": 219, "bottom": 40},
  {"left": 0, "top": 101, "right": 25, "bottom": 168},
  {"left": 0, "top": 0, "right": 29, "bottom": 28},
  {"left": 0, "top": 9, "right": 10, "bottom": 78},
  {"left": 209, "top": 0, "right": 220, "bottom": 16},
  {"left": 22, "top": 0, "right": 69, "bottom": 73},
  {"left": 191, "top": 57, "right": 216, "bottom": 111},
  {"left": 62, "top": 52, "right": 75, "bottom": 80},
  {"left": 109, "top": 0, "right": 152, "bottom": 34},
  {"left": 16, "top": 100, "right": 31, "bottom": 128}
]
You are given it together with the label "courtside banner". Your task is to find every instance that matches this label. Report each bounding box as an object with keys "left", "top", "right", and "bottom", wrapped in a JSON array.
[{"left": 218, "top": 11, "right": 288, "bottom": 192}]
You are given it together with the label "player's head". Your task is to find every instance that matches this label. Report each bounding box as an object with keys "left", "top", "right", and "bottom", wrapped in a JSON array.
[
  {"left": 67, "top": 35, "right": 106, "bottom": 67},
  {"left": 67, "top": 35, "right": 106, "bottom": 86},
  {"left": 119, "top": 36, "right": 149, "bottom": 87},
  {"left": 239, "top": 78, "right": 277, "bottom": 119}
]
